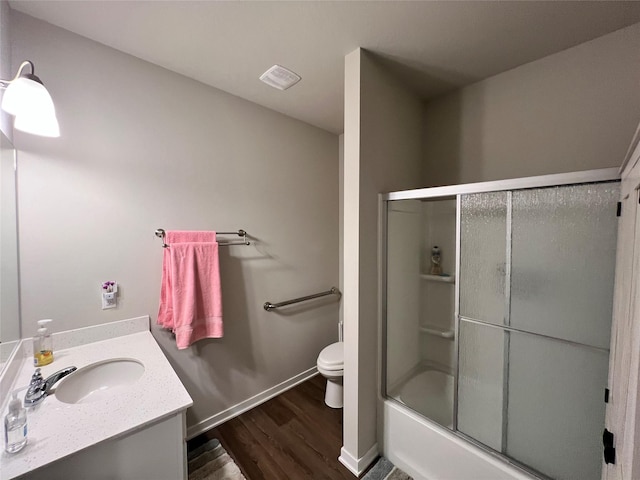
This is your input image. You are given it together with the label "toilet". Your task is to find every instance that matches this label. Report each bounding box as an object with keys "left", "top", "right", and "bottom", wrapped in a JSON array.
[{"left": 317, "top": 341, "right": 344, "bottom": 408}]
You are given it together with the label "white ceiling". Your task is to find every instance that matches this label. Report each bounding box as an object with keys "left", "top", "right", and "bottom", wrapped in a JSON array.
[{"left": 9, "top": 1, "right": 640, "bottom": 134}]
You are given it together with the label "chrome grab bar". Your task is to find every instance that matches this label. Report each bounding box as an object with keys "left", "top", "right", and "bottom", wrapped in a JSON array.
[{"left": 264, "top": 287, "right": 342, "bottom": 312}]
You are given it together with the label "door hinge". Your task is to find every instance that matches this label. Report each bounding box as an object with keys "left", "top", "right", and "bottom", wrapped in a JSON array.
[
  {"left": 616, "top": 202, "right": 622, "bottom": 217},
  {"left": 605, "top": 388, "right": 610, "bottom": 403},
  {"left": 603, "top": 428, "right": 616, "bottom": 465}
]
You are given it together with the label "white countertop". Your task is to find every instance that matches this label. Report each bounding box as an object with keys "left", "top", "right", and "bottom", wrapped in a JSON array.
[{"left": 1, "top": 330, "right": 193, "bottom": 479}]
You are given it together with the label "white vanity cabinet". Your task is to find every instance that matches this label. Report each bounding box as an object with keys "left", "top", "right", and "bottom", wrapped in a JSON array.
[{"left": 22, "top": 412, "right": 187, "bottom": 480}]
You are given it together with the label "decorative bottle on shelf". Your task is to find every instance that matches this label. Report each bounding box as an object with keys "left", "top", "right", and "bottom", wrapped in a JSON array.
[{"left": 430, "top": 246, "right": 443, "bottom": 275}]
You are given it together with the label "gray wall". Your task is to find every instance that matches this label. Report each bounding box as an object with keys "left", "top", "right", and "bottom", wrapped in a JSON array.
[
  {"left": 423, "top": 22, "right": 640, "bottom": 186},
  {"left": 343, "top": 48, "right": 423, "bottom": 466},
  {"left": 11, "top": 11, "right": 339, "bottom": 433},
  {"left": 0, "top": 0, "right": 11, "bottom": 139}
]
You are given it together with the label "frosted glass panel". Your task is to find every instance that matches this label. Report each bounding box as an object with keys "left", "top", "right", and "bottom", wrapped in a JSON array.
[
  {"left": 511, "top": 183, "right": 619, "bottom": 348},
  {"left": 460, "top": 192, "right": 507, "bottom": 324},
  {"left": 506, "top": 332, "right": 608, "bottom": 480},
  {"left": 458, "top": 320, "right": 608, "bottom": 480},
  {"left": 457, "top": 320, "right": 505, "bottom": 451}
]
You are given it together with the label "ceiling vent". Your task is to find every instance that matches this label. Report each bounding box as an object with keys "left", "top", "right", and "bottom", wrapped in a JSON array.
[{"left": 259, "top": 65, "right": 301, "bottom": 91}]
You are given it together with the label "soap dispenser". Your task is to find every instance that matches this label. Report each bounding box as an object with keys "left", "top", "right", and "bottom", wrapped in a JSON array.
[
  {"left": 34, "top": 319, "right": 54, "bottom": 367},
  {"left": 4, "top": 391, "right": 27, "bottom": 453}
]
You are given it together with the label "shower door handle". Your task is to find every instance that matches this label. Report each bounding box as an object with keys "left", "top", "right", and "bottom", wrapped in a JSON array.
[{"left": 603, "top": 428, "right": 616, "bottom": 465}]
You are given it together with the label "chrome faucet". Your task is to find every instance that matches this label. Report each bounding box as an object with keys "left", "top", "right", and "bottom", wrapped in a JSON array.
[{"left": 24, "top": 366, "right": 77, "bottom": 407}]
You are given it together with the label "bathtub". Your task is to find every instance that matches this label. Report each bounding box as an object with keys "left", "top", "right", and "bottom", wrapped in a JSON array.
[
  {"left": 390, "top": 368, "right": 453, "bottom": 429},
  {"left": 383, "top": 368, "right": 537, "bottom": 480}
]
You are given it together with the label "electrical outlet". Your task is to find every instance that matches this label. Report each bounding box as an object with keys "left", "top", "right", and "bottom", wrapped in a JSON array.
[
  {"left": 102, "top": 292, "right": 117, "bottom": 310},
  {"left": 101, "top": 281, "right": 118, "bottom": 309}
]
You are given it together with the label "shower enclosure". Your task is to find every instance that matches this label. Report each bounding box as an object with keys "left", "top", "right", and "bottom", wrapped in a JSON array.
[{"left": 382, "top": 169, "right": 620, "bottom": 480}]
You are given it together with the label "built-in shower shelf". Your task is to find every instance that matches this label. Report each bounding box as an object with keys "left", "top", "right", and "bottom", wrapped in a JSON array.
[
  {"left": 420, "top": 324, "right": 455, "bottom": 339},
  {"left": 421, "top": 274, "right": 455, "bottom": 283}
]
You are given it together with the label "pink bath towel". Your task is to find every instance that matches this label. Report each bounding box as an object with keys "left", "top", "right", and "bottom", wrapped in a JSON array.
[{"left": 157, "top": 231, "right": 223, "bottom": 349}]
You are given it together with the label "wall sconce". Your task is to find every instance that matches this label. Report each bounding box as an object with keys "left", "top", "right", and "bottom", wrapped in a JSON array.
[{"left": 0, "top": 60, "right": 59, "bottom": 137}]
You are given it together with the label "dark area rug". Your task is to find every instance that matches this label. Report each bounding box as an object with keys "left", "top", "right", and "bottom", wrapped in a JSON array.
[
  {"left": 188, "top": 438, "right": 246, "bottom": 480},
  {"left": 363, "top": 456, "right": 413, "bottom": 480}
]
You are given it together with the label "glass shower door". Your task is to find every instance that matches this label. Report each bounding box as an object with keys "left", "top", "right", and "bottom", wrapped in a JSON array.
[
  {"left": 457, "top": 181, "right": 619, "bottom": 480},
  {"left": 457, "top": 192, "right": 509, "bottom": 451},
  {"left": 385, "top": 197, "right": 457, "bottom": 429}
]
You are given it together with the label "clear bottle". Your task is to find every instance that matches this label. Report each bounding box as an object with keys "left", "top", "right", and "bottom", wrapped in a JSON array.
[
  {"left": 4, "top": 392, "right": 27, "bottom": 453},
  {"left": 34, "top": 319, "right": 54, "bottom": 367}
]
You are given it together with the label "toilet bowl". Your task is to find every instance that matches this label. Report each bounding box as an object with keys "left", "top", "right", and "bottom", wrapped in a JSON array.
[{"left": 317, "top": 341, "right": 344, "bottom": 408}]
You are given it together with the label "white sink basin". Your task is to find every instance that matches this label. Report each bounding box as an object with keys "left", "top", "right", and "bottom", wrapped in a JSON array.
[{"left": 55, "top": 358, "right": 145, "bottom": 404}]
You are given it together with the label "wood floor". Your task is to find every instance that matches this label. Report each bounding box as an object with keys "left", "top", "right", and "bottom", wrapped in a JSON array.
[{"left": 187, "top": 374, "right": 354, "bottom": 480}]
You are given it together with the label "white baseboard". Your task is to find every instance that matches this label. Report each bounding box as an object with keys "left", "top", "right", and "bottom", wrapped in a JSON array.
[
  {"left": 186, "top": 366, "right": 318, "bottom": 440},
  {"left": 338, "top": 443, "right": 379, "bottom": 477}
]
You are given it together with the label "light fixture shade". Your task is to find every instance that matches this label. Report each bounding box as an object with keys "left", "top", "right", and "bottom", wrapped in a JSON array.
[
  {"left": 14, "top": 108, "right": 60, "bottom": 137},
  {"left": 1, "top": 76, "right": 60, "bottom": 137},
  {"left": 2, "top": 77, "right": 53, "bottom": 114}
]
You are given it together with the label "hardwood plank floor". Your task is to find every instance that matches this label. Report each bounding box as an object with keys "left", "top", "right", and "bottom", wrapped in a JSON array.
[{"left": 188, "top": 375, "right": 354, "bottom": 480}]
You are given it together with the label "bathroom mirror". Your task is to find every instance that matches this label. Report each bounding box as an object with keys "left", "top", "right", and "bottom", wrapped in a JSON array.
[{"left": 0, "top": 130, "right": 20, "bottom": 374}]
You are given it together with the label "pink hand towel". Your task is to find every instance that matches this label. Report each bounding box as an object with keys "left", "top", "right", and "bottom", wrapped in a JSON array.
[
  {"left": 157, "top": 231, "right": 223, "bottom": 349},
  {"left": 157, "top": 231, "right": 216, "bottom": 329}
]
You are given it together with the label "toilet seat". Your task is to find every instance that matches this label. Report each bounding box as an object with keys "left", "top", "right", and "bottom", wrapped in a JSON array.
[{"left": 317, "top": 342, "right": 343, "bottom": 371}]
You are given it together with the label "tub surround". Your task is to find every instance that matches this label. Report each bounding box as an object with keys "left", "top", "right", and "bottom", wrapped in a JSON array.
[{"left": 0, "top": 316, "right": 193, "bottom": 480}]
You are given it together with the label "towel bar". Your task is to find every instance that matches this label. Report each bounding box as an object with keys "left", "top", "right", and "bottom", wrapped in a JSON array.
[
  {"left": 155, "top": 228, "right": 250, "bottom": 247},
  {"left": 264, "top": 287, "right": 342, "bottom": 311}
]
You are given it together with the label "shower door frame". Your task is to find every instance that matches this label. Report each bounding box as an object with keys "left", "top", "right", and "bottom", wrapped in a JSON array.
[{"left": 380, "top": 166, "right": 620, "bottom": 478}]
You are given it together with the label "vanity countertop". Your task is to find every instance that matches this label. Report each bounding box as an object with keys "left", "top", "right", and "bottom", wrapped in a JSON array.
[{"left": 0, "top": 330, "right": 193, "bottom": 479}]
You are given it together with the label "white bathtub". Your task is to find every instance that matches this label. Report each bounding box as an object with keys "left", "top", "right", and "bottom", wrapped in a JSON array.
[
  {"left": 383, "top": 369, "right": 537, "bottom": 480},
  {"left": 393, "top": 369, "right": 454, "bottom": 429}
]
